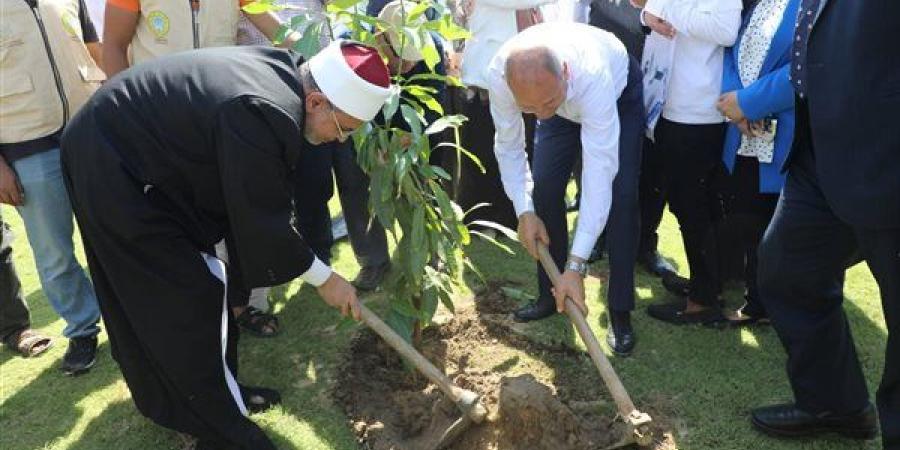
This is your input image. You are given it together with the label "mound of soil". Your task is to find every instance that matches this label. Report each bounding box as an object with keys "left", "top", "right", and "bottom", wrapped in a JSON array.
[{"left": 333, "top": 283, "right": 675, "bottom": 450}]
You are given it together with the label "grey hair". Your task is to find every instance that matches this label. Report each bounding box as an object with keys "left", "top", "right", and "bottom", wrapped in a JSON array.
[{"left": 298, "top": 63, "right": 321, "bottom": 93}]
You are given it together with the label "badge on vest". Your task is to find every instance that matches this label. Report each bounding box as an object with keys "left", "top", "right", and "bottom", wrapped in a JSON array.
[
  {"left": 61, "top": 11, "right": 82, "bottom": 42},
  {"left": 146, "top": 11, "right": 170, "bottom": 43}
]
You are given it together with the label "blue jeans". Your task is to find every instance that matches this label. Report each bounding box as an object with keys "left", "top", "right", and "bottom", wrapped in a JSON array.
[{"left": 12, "top": 148, "right": 100, "bottom": 339}]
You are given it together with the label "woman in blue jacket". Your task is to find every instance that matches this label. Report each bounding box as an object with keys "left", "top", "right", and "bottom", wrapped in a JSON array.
[{"left": 715, "top": 0, "right": 799, "bottom": 326}]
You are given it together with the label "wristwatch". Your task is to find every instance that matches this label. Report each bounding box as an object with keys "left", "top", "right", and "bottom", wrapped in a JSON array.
[{"left": 564, "top": 259, "right": 588, "bottom": 277}]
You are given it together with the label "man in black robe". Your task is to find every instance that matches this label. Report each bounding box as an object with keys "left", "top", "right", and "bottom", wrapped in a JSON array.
[{"left": 60, "top": 42, "right": 393, "bottom": 449}]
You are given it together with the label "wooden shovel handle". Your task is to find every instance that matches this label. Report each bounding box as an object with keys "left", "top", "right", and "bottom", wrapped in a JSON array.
[
  {"left": 358, "top": 304, "right": 468, "bottom": 403},
  {"left": 536, "top": 243, "right": 638, "bottom": 416}
]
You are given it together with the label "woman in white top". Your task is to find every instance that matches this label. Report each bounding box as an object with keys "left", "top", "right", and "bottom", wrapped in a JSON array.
[
  {"left": 635, "top": 0, "right": 743, "bottom": 324},
  {"left": 453, "top": 0, "right": 551, "bottom": 229}
]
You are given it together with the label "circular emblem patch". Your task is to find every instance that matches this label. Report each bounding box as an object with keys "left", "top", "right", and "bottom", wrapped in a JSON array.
[{"left": 146, "top": 11, "right": 170, "bottom": 40}]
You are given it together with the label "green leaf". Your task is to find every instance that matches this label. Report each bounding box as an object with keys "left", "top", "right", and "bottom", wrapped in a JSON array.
[
  {"left": 385, "top": 309, "right": 415, "bottom": 344},
  {"left": 242, "top": 1, "right": 281, "bottom": 14},
  {"left": 382, "top": 85, "right": 402, "bottom": 124},
  {"left": 404, "top": 85, "right": 438, "bottom": 95},
  {"left": 425, "top": 115, "right": 466, "bottom": 135},
  {"left": 469, "top": 220, "right": 517, "bottom": 240},
  {"left": 326, "top": 0, "right": 365, "bottom": 12},
  {"left": 335, "top": 316, "right": 359, "bottom": 332},
  {"left": 470, "top": 230, "right": 514, "bottom": 254},
  {"left": 436, "top": 142, "right": 485, "bottom": 172},
  {"left": 407, "top": 1, "right": 433, "bottom": 22},
  {"left": 418, "top": 92, "right": 445, "bottom": 115},
  {"left": 399, "top": 27, "right": 424, "bottom": 59},
  {"left": 408, "top": 208, "right": 427, "bottom": 277},
  {"left": 431, "top": 165, "right": 451, "bottom": 180},
  {"left": 421, "top": 35, "right": 440, "bottom": 72},
  {"left": 420, "top": 288, "right": 439, "bottom": 324},
  {"left": 501, "top": 286, "right": 535, "bottom": 302},
  {"left": 425, "top": 15, "right": 471, "bottom": 41},
  {"left": 393, "top": 294, "right": 421, "bottom": 318},
  {"left": 274, "top": 24, "right": 290, "bottom": 45},
  {"left": 400, "top": 104, "right": 424, "bottom": 138},
  {"left": 292, "top": 21, "right": 324, "bottom": 59},
  {"left": 406, "top": 72, "right": 464, "bottom": 87}
]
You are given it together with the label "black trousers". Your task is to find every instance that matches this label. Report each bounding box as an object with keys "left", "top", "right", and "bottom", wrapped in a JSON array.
[
  {"left": 718, "top": 155, "right": 778, "bottom": 316},
  {"left": 656, "top": 118, "right": 727, "bottom": 306},
  {"left": 0, "top": 216, "right": 29, "bottom": 343},
  {"left": 638, "top": 137, "right": 666, "bottom": 256},
  {"left": 758, "top": 121, "right": 899, "bottom": 448},
  {"left": 533, "top": 57, "right": 644, "bottom": 312}
]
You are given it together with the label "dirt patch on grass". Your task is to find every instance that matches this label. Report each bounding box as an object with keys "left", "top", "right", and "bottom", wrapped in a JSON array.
[{"left": 334, "top": 283, "right": 676, "bottom": 450}]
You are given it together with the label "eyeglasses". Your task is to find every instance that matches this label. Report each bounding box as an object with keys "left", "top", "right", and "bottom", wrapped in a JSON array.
[{"left": 329, "top": 105, "right": 354, "bottom": 142}]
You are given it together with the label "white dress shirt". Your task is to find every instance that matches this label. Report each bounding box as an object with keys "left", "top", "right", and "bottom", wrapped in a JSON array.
[
  {"left": 486, "top": 22, "right": 629, "bottom": 259},
  {"left": 540, "top": 0, "right": 591, "bottom": 23},
  {"left": 643, "top": 0, "right": 742, "bottom": 124}
]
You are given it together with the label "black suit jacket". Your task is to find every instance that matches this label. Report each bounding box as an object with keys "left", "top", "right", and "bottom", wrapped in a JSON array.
[
  {"left": 589, "top": 0, "right": 646, "bottom": 59},
  {"left": 794, "top": 0, "right": 900, "bottom": 228}
]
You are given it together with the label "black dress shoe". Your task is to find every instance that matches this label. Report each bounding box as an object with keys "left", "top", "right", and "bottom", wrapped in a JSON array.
[
  {"left": 638, "top": 251, "right": 676, "bottom": 278},
  {"left": 352, "top": 262, "right": 391, "bottom": 292},
  {"left": 513, "top": 299, "right": 557, "bottom": 323},
  {"left": 606, "top": 311, "right": 635, "bottom": 356},
  {"left": 661, "top": 273, "right": 690, "bottom": 297},
  {"left": 751, "top": 403, "right": 878, "bottom": 440}
]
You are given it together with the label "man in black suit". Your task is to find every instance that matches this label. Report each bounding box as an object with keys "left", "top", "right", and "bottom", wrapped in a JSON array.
[{"left": 750, "top": 1, "right": 900, "bottom": 448}]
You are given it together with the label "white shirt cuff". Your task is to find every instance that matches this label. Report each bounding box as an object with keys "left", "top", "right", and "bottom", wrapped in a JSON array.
[
  {"left": 641, "top": 0, "right": 667, "bottom": 25},
  {"left": 300, "top": 257, "right": 332, "bottom": 287},
  {"left": 570, "top": 230, "right": 597, "bottom": 261},
  {"left": 512, "top": 195, "right": 535, "bottom": 218}
]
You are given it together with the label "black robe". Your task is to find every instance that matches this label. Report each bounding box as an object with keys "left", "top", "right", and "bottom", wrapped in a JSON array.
[{"left": 61, "top": 46, "right": 323, "bottom": 449}]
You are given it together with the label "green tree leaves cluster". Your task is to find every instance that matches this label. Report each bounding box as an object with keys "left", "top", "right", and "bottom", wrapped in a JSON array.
[{"left": 245, "top": 0, "right": 510, "bottom": 344}]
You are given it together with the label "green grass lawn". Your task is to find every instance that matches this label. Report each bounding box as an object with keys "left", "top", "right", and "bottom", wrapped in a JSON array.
[{"left": 0, "top": 199, "right": 887, "bottom": 450}]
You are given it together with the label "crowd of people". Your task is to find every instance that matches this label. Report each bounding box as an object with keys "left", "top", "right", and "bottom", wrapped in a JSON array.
[{"left": 0, "top": 0, "right": 896, "bottom": 449}]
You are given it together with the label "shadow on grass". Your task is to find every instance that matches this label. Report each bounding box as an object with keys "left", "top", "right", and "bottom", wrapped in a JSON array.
[{"left": 0, "top": 342, "right": 119, "bottom": 450}]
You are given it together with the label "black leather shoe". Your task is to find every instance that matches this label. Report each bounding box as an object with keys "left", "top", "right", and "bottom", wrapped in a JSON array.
[
  {"left": 606, "top": 311, "right": 635, "bottom": 356},
  {"left": 352, "top": 262, "right": 390, "bottom": 292},
  {"left": 661, "top": 273, "right": 690, "bottom": 297},
  {"left": 638, "top": 251, "right": 676, "bottom": 278},
  {"left": 513, "top": 299, "right": 557, "bottom": 323},
  {"left": 751, "top": 403, "right": 878, "bottom": 440}
]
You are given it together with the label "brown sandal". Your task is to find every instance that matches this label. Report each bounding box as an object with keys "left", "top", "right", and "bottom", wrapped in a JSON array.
[
  {"left": 5, "top": 329, "right": 53, "bottom": 357},
  {"left": 235, "top": 307, "right": 279, "bottom": 338}
]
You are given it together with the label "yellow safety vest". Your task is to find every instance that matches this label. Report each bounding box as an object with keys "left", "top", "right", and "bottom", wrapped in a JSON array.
[
  {"left": 0, "top": 0, "right": 105, "bottom": 144},
  {"left": 130, "top": 0, "right": 241, "bottom": 65}
]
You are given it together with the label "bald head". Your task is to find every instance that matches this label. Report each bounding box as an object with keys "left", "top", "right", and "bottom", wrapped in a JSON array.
[
  {"left": 505, "top": 46, "right": 563, "bottom": 84},
  {"left": 504, "top": 45, "right": 567, "bottom": 119}
]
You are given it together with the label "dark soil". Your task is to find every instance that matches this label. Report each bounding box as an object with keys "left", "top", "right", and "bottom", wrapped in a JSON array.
[{"left": 333, "top": 283, "right": 676, "bottom": 450}]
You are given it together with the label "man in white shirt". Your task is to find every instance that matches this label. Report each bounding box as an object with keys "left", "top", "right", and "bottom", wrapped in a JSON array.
[
  {"left": 487, "top": 22, "right": 644, "bottom": 355},
  {"left": 635, "top": 0, "right": 742, "bottom": 325}
]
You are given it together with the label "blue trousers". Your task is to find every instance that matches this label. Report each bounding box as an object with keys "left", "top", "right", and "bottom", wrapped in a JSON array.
[
  {"left": 11, "top": 149, "right": 100, "bottom": 339},
  {"left": 758, "top": 135, "right": 900, "bottom": 448},
  {"left": 532, "top": 58, "right": 643, "bottom": 312}
]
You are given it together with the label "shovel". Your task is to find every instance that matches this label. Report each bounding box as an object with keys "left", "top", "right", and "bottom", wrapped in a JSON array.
[
  {"left": 537, "top": 243, "right": 654, "bottom": 449},
  {"left": 358, "top": 303, "right": 488, "bottom": 450}
]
